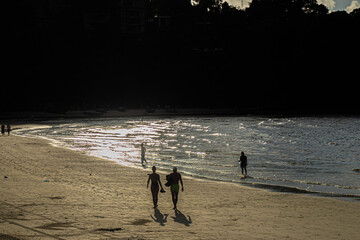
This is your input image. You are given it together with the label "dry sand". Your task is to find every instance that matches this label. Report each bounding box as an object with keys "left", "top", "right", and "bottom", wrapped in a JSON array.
[{"left": 1, "top": 132, "right": 359, "bottom": 239}]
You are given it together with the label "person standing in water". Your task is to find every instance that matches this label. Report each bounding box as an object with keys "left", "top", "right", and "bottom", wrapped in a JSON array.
[
  {"left": 147, "top": 166, "right": 164, "bottom": 209},
  {"left": 239, "top": 151, "right": 248, "bottom": 176},
  {"left": 169, "top": 167, "right": 184, "bottom": 210},
  {"left": 141, "top": 143, "right": 147, "bottom": 165}
]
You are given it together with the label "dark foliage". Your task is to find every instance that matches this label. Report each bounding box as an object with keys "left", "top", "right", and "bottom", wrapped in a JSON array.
[{"left": 5, "top": 0, "right": 360, "bottom": 114}]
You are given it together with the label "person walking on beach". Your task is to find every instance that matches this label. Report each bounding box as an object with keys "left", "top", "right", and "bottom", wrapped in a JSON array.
[
  {"left": 147, "top": 166, "right": 164, "bottom": 209},
  {"left": 239, "top": 152, "right": 248, "bottom": 176},
  {"left": 6, "top": 124, "right": 11, "bottom": 136},
  {"left": 169, "top": 167, "right": 184, "bottom": 210},
  {"left": 141, "top": 143, "right": 147, "bottom": 165},
  {"left": 1, "top": 124, "right": 5, "bottom": 136}
]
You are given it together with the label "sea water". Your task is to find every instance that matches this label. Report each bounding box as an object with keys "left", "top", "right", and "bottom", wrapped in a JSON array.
[{"left": 14, "top": 116, "right": 360, "bottom": 198}]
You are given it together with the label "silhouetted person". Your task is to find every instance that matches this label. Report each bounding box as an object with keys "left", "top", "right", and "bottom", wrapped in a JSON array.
[
  {"left": 6, "top": 124, "right": 11, "bottom": 136},
  {"left": 141, "top": 143, "right": 147, "bottom": 165},
  {"left": 169, "top": 167, "right": 184, "bottom": 210},
  {"left": 239, "top": 152, "right": 248, "bottom": 176},
  {"left": 1, "top": 124, "right": 5, "bottom": 136},
  {"left": 147, "top": 166, "right": 164, "bottom": 209}
]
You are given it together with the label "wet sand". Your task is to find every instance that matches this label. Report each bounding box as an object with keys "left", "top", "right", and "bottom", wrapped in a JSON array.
[{"left": 1, "top": 133, "right": 359, "bottom": 239}]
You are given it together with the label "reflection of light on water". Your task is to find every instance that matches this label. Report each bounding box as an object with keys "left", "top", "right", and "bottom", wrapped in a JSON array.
[
  {"left": 14, "top": 117, "right": 360, "bottom": 197},
  {"left": 68, "top": 120, "right": 178, "bottom": 167}
]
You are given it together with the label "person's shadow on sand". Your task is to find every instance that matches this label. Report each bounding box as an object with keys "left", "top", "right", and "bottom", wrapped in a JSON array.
[
  {"left": 171, "top": 209, "right": 192, "bottom": 227},
  {"left": 150, "top": 209, "right": 168, "bottom": 226}
]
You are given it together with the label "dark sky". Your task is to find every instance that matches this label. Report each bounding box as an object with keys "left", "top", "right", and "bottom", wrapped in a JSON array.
[{"left": 226, "top": 0, "right": 360, "bottom": 12}]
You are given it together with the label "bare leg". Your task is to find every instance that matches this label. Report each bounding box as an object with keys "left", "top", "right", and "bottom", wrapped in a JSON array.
[
  {"left": 171, "top": 192, "right": 178, "bottom": 209},
  {"left": 151, "top": 186, "right": 159, "bottom": 209},
  {"left": 152, "top": 193, "right": 158, "bottom": 208}
]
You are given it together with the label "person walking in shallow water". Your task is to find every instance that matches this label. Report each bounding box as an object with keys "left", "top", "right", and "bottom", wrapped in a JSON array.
[
  {"left": 1, "top": 124, "right": 5, "bottom": 136},
  {"left": 147, "top": 166, "right": 164, "bottom": 209},
  {"left": 239, "top": 151, "right": 248, "bottom": 176},
  {"left": 169, "top": 167, "right": 184, "bottom": 210},
  {"left": 141, "top": 143, "right": 147, "bottom": 166}
]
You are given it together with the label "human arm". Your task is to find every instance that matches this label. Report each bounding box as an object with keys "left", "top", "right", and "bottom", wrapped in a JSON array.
[
  {"left": 180, "top": 175, "right": 184, "bottom": 192},
  {"left": 157, "top": 175, "right": 163, "bottom": 189},
  {"left": 158, "top": 175, "right": 164, "bottom": 190},
  {"left": 147, "top": 175, "right": 150, "bottom": 188}
]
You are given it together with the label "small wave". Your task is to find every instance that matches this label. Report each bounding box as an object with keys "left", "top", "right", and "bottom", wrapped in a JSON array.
[
  {"left": 242, "top": 182, "right": 360, "bottom": 200},
  {"left": 239, "top": 175, "right": 360, "bottom": 192},
  {"left": 210, "top": 133, "right": 227, "bottom": 136}
]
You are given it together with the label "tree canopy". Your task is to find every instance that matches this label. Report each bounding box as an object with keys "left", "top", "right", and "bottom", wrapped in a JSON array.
[{"left": 4, "top": 0, "right": 360, "bottom": 114}]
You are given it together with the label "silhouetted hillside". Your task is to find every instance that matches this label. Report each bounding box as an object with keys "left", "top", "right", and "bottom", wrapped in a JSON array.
[{"left": 5, "top": 0, "right": 360, "bottom": 115}]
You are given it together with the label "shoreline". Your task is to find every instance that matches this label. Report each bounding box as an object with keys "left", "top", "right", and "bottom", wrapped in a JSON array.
[
  {"left": 1, "top": 134, "right": 360, "bottom": 239},
  {"left": 174, "top": 172, "right": 360, "bottom": 202},
  {"left": 2, "top": 108, "right": 360, "bottom": 122},
  {"left": 11, "top": 123, "right": 360, "bottom": 202}
]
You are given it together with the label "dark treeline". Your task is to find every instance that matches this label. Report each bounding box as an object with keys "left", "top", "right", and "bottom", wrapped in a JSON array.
[{"left": 5, "top": 0, "right": 360, "bottom": 114}]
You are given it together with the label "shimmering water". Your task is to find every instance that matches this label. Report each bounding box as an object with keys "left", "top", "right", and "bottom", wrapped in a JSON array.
[{"left": 15, "top": 116, "right": 360, "bottom": 197}]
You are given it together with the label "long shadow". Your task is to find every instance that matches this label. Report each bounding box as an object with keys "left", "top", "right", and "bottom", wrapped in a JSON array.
[
  {"left": 171, "top": 209, "right": 192, "bottom": 227},
  {"left": 150, "top": 208, "right": 168, "bottom": 226}
]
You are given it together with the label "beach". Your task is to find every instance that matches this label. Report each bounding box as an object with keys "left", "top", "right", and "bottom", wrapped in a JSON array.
[{"left": 1, "top": 132, "right": 360, "bottom": 239}]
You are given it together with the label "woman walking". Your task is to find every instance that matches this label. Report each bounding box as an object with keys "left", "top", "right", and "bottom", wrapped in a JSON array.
[{"left": 147, "top": 166, "right": 164, "bottom": 209}]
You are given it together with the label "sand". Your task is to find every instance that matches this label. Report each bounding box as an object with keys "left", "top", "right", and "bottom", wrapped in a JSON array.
[{"left": 1, "top": 130, "right": 359, "bottom": 239}]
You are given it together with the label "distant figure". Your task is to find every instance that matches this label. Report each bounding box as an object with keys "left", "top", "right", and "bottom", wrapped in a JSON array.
[
  {"left": 169, "top": 167, "right": 184, "bottom": 210},
  {"left": 6, "top": 124, "right": 11, "bottom": 136},
  {"left": 1, "top": 124, "right": 5, "bottom": 135},
  {"left": 141, "top": 143, "right": 147, "bottom": 165},
  {"left": 239, "top": 152, "right": 248, "bottom": 176},
  {"left": 147, "top": 166, "right": 164, "bottom": 209}
]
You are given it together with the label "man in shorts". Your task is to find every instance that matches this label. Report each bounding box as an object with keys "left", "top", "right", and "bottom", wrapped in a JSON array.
[{"left": 169, "top": 167, "right": 184, "bottom": 210}]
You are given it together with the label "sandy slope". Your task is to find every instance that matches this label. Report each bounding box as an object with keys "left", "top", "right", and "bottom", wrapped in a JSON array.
[{"left": 1, "top": 134, "right": 359, "bottom": 239}]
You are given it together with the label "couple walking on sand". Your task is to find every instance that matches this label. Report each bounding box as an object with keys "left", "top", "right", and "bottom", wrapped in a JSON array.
[
  {"left": 147, "top": 166, "right": 184, "bottom": 210},
  {"left": 1, "top": 124, "right": 10, "bottom": 136}
]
